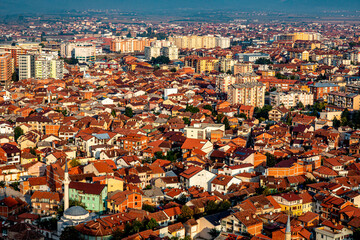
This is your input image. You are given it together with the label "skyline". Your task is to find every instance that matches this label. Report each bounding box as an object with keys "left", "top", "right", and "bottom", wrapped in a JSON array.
[{"left": 1, "top": 0, "right": 360, "bottom": 15}]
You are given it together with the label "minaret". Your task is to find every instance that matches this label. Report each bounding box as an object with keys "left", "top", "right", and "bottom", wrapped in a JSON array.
[
  {"left": 285, "top": 215, "right": 291, "bottom": 240},
  {"left": 63, "top": 160, "right": 71, "bottom": 212}
]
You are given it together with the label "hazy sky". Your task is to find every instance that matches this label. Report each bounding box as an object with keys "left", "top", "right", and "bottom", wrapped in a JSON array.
[{"left": 1, "top": 0, "right": 360, "bottom": 15}]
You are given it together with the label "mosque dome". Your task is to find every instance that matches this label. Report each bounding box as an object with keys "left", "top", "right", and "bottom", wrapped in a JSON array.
[{"left": 63, "top": 206, "right": 89, "bottom": 219}]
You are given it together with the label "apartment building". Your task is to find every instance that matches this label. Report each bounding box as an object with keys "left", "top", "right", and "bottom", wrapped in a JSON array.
[
  {"left": 274, "top": 32, "right": 321, "bottom": 42},
  {"left": 185, "top": 55, "right": 219, "bottom": 73},
  {"left": 216, "top": 58, "right": 236, "bottom": 73},
  {"left": 309, "top": 82, "right": 340, "bottom": 101},
  {"left": 161, "top": 45, "right": 178, "bottom": 60},
  {"left": 233, "top": 62, "right": 253, "bottom": 75},
  {"left": 228, "top": 82, "right": 266, "bottom": 107},
  {"left": 169, "top": 35, "right": 230, "bottom": 49},
  {"left": 0, "top": 52, "right": 13, "bottom": 86},
  {"left": 18, "top": 54, "right": 35, "bottom": 80},
  {"left": 327, "top": 92, "right": 360, "bottom": 110},
  {"left": 35, "top": 54, "right": 64, "bottom": 79},
  {"left": 217, "top": 74, "right": 236, "bottom": 93},
  {"left": 110, "top": 37, "right": 156, "bottom": 53},
  {"left": 270, "top": 91, "right": 314, "bottom": 108},
  {"left": 144, "top": 46, "right": 161, "bottom": 60}
]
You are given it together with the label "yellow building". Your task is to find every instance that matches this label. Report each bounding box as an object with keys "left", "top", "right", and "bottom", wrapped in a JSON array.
[
  {"left": 184, "top": 55, "right": 219, "bottom": 73},
  {"left": 272, "top": 193, "right": 303, "bottom": 216}
]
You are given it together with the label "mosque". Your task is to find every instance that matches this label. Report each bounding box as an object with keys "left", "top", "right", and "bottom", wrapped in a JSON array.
[{"left": 57, "top": 162, "right": 96, "bottom": 235}]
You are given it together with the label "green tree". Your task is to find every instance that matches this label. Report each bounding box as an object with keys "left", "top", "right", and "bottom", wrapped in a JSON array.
[
  {"left": 223, "top": 117, "right": 230, "bottom": 130},
  {"left": 265, "top": 152, "right": 277, "bottom": 167},
  {"left": 10, "top": 182, "right": 20, "bottom": 191},
  {"left": 0, "top": 181, "right": 5, "bottom": 188},
  {"left": 333, "top": 117, "right": 341, "bottom": 129},
  {"left": 112, "top": 229, "right": 124, "bottom": 240},
  {"left": 296, "top": 101, "right": 304, "bottom": 109},
  {"left": 57, "top": 199, "right": 86, "bottom": 216},
  {"left": 12, "top": 71, "right": 19, "bottom": 82},
  {"left": 111, "top": 109, "right": 117, "bottom": 118},
  {"left": 185, "top": 105, "right": 199, "bottom": 114},
  {"left": 14, "top": 126, "right": 24, "bottom": 142},
  {"left": 60, "top": 226, "right": 81, "bottom": 240},
  {"left": 180, "top": 205, "right": 194, "bottom": 221},
  {"left": 70, "top": 159, "right": 80, "bottom": 167},
  {"left": 205, "top": 200, "right": 219, "bottom": 215},
  {"left": 353, "top": 227, "right": 360, "bottom": 239},
  {"left": 145, "top": 218, "right": 159, "bottom": 230},
  {"left": 170, "top": 67, "right": 177, "bottom": 72},
  {"left": 255, "top": 58, "right": 272, "bottom": 64},
  {"left": 142, "top": 204, "right": 156, "bottom": 212},
  {"left": 218, "top": 200, "right": 231, "bottom": 211},
  {"left": 29, "top": 147, "right": 37, "bottom": 156},
  {"left": 150, "top": 56, "right": 170, "bottom": 65},
  {"left": 183, "top": 117, "right": 191, "bottom": 125},
  {"left": 130, "top": 220, "right": 142, "bottom": 233},
  {"left": 125, "top": 107, "right": 134, "bottom": 118},
  {"left": 238, "top": 113, "right": 247, "bottom": 119},
  {"left": 38, "top": 218, "right": 58, "bottom": 230}
]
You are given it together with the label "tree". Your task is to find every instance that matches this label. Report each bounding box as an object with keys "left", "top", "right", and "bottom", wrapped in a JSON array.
[
  {"left": 255, "top": 58, "right": 272, "bottom": 65},
  {"left": 14, "top": 126, "right": 24, "bottom": 142},
  {"left": 150, "top": 56, "right": 170, "bottom": 65},
  {"left": 185, "top": 105, "right": 199, "bottom": 114},
  {"left": 145, "top": 218, "right": 159, "bottom": 230},
  {"left": 111, "top": 109, "right": 117, "bottom": 118},
  {"left": 180, "top": 205, "right": 194, "bottom": 221},
  {"left": 333, "top": 117, "right": 341, "bottom": 129},
  {"left": 125, "top": 107, "right": 134, "bottom": 118},
  {"left": 226, "top": 69, "right": 232, "bottom": 74},
  {"left": 112, "top": 229, "right": 124, "bottom": 240},
  {"left": 29, "top": 148, "right": 37, "bottom": 156},
  {"left": 70, "top": 159, "right": 81, "bottom": 167},
  {"left": 203, "top": 104, "right": 213, "bottom": 112},
  {"left": 142, "top": 204, "right": 156, "bottom": 212},
  {"left": 38, "top": 218, "right": 58, "bottom": 231},
  {"left": 265, "top": 152, "right": 277, "bottom": 167},
  {"left": 12, "top": 71, "right": 19, "bottom": 82},
  {"left": 238, "top": 113, "right": 247, "bottom": 119},
  {"left": 223, "top": 117, "right": 230, "bottom": 130},
  {"left": 296, "top": 101, "right": 304, "bottom": 109},
  {"left": 0, "top": 181, "right": 5, "bottom": 188},
  {"left": 354, "top": 227, "right": 360, "bottom": 239},
  {"left": 205, "top": 200, "right": 219, "bottom": 215},
  {"left": 10, "top": 182, "right": 20, "bottom": 191},
  {"left": 183, "top": 117, "right": 191, "bottom": 125},
  {"left": 218, "top": 200, "right": 231, "bottom": 211},
  {"left": 170, "top": 67, "right": 177, "bottom": 72},
  {"left": 57, "top": 199, "right": 86, "bottom": 216},
  {"left": 130, "top": 220, "right": 142, "bottom": 233},
  {"left": 60, "top": 226, "right": 81, "bottom": 240}
]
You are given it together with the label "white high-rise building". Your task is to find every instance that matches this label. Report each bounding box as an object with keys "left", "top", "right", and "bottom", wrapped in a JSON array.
[
  {"left": 18, "top": 54, "right": 35, "bottom": 80},
  {"left": 144, "top": 46, "right": 161, "bottom": 61},
  {"left": 215, "top": 37, "right": 231, "bottom": 48},
  {"left": 60, "top": 42, "right": 96, "bottom": 62},
  {"left": 270, "top": 91, "right": 314, "bottom": 108},
  {"left": 161, "top": 45, "right": 178, "bottom": 60}
]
